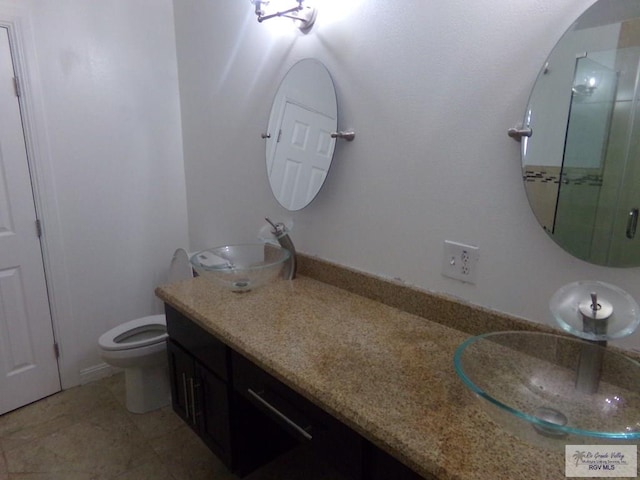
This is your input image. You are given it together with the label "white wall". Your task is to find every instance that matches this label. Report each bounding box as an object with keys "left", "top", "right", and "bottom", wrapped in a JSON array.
[
  {"left": 4, "top": 0, "right": 188, "bottom": 387},
  {"left": 174, "top": 0, "right": 640, "bottom": 354}
]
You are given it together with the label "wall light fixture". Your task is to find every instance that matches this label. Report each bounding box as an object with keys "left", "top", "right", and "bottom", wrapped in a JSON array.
[{"left": 250, "top": 0, "right": 317, "bottom": 32}]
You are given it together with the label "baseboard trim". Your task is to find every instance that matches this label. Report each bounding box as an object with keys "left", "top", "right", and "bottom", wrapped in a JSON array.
[{"left": 79, "top": 362, "right": 120, "bottom": 385}]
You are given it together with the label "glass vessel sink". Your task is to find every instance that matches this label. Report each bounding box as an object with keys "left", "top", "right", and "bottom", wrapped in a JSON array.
[
  {"left": 190, "top": 244, "right": 290, "bottom": 292},
  {"left": 454, "top": 331, "right": 640, "bottom": 449}
]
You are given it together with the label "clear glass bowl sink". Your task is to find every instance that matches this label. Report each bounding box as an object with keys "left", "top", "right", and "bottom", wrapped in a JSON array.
[
  {"left": 190, "top": 244, "right": 290, "bottom": 292},
  {"left": 454, "top": 331, "right": 640, "bottom": 448}
]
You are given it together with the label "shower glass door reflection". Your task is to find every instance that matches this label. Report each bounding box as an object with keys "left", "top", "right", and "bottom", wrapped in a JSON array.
[
  {"left": 553, "top": 55, "right": 618, "bottom": 261},
  {"left": 606, "top": 49, "right": 640, "bottom": 266}
]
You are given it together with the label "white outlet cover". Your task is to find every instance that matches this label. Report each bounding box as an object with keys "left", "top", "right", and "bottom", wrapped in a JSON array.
[{"left": 441, "top": 240, "right": 479, "bottom": 284}]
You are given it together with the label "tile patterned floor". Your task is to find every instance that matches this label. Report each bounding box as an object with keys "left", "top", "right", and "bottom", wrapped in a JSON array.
[
  {"left": 0, "top": 374, "right": 233, "bottom": 480},
  {"left": 0, "top": 374, "right": 349, "bottom": 480}
]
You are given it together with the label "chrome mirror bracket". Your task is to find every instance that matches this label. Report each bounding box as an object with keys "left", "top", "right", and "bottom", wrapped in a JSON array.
[{"left": 507, "top": 125, "right": 532, "bottom": 142}]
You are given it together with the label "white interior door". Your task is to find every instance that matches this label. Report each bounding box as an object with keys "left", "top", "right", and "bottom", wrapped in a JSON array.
[
  {"left": 269, "top": 101, "right": 336, "bottom": 211},
  {"left": 0, "top": 26, "right": 60, "bottom": 414}
]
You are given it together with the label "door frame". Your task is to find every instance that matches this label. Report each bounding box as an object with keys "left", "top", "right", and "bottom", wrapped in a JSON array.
[{"left": 1, "top": 5, "right": 77, "bottom": 389}]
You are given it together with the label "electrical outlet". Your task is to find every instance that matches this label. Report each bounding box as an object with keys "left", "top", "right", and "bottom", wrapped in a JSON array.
[{"left": 441, "top": 240, "right": 479, "bottom": 284}]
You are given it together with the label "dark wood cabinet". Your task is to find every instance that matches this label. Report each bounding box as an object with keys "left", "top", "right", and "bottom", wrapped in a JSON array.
[
  {"left": 165, "top": 305, "right": 294, "bottom": 476},
  {"left": 166, "top": 337, "right": 193, "bottom": 423},
  {"left": 165, "top": 302, "right": 233, "bottom": 466},
  {"left": 167, "top": 339, "right": 233, "bottom": 466},
  {"left": 164, "top": 303, "right": 425, "bottom": 480},
  {"left": 368, "top": 447, "right": 429, "bottom": 480},
  {"left": 233, "top": 350, "right": 366, "bottom": 480}
]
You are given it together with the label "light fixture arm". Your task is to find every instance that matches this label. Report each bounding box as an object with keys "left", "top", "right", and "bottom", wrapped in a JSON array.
[
  {"left": 252, "top": 0, "right": 317, "bottom": 30},
  {"left": 253, "top": 0, "right": 264, "bottom": 16},
  {"left": 258, "top": 3, "right": 303, "bottom": 23}
]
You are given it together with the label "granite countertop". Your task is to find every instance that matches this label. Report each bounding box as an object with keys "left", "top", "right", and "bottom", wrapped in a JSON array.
[{"left": 156, "top": 275, "right": 566, "bottom": 480}]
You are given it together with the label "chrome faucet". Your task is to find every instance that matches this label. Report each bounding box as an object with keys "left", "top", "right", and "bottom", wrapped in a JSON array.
[
  {"left": 265, "top": 218, "right": 296, "bottom": 280},
  {"left": 551, "top": 281, "right": 640, "bottom": 396},
  {"left": 575, "top": 292, "right": 611, "bottom": 394}
]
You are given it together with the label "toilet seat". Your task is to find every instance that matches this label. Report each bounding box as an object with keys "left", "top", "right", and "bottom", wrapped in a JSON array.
[
  {"left": 96, "top": 248, "right": 192, "bottom": 413},
  {"left": 98, "top": 314, "right": 167, "bottom": 351}
]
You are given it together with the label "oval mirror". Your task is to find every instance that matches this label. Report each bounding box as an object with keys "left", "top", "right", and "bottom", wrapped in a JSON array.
[
  {"left": 265, "top": 59, "right": 338, "bottom": 211},
  {"left": 521, "top": 0, "right": 640, "bottom": 267}
]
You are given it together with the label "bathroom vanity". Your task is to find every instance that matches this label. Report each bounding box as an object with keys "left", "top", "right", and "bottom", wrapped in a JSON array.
[
  {"left": 165, "top": 304, "right": 296, "bottom": 475},
  {"left": 164, "top": 302, "right": 421, "bottom": 479},
  {"left": 156, "top": 270, "right": 568, "bottom": 480}
]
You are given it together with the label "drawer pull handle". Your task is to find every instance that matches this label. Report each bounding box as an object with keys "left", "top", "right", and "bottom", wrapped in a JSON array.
[
  {"left": 182, "top": 373, "right": 190, "bottom": 420},
  {"left": 627, "top": 208, "right": 639, "bottom": 239},
  {"left": 189, "top": 377, "right": 198, "bottom": 426},
  {"left": 247, "top": 388, "right": 313, "bottom": 441}
]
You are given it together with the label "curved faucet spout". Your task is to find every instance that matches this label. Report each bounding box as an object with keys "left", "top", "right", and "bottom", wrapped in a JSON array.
[{"left": 265, "top": 218, "right": 297, "bottom": 280}]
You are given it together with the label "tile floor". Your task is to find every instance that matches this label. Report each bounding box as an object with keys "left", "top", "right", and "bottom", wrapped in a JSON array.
[{"left": 0, "top": 374, "right": 347, "bottom": 480}]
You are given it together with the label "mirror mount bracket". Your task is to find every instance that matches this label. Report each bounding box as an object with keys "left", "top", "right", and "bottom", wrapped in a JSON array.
[
  {"left": 507, "top": 125, "right": 532, "bottom": 142},
  {"left": 330, "top": 130, "right": 356, "bottom": 141}
]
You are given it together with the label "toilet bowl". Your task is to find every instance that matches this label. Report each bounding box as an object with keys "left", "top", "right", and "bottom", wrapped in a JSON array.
[
  {"left": 98, "top": 315, "right": 169, "bottom": 413},
  {"left": 98, "top": 249, "right": 192, "bottom": 414}
]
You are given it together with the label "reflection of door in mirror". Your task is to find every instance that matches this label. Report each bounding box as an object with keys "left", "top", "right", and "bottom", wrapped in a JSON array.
[
  {"left": 265, "top": 59, "right": 337, "bottom": 211},
  {"left": 267, "top": 101, "right": 336, "bottom": 211},
  {"left": 553, "top": 55, "right": 618, "bottom": 260}
]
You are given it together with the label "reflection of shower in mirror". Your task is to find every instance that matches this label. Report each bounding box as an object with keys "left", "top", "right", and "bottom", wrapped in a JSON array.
[{"left": 512, "top": 0, "right": 640, "bottom": 267}]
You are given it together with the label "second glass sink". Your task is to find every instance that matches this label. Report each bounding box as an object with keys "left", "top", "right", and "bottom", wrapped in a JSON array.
[{"left": 454, "top": 331, "right": 640, "bottom": 448}]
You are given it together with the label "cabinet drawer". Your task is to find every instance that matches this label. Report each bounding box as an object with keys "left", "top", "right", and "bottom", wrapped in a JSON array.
[
  {"left": 232, "top": 351, "right": 365, "bottom": 480},
  {"left": 165, "top": 304, "right": 228, "bottom": 381}
]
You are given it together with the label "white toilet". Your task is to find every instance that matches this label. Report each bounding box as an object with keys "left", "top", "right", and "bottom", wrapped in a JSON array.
[{"left": 98, "top": 249, "right": 192, "bottom": 414}]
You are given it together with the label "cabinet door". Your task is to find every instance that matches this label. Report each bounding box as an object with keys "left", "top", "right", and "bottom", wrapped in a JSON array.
[
  {"left": 167, "top": 339, "right": 195, "bottom": 425},
  {"left": 168, "top": 339, "right": 233, "bottom": 468},
  {"left": 194, "top": 363, "right": 232, "bottom": 466}
]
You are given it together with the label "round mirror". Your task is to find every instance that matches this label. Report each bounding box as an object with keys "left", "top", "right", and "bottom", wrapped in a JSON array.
[
  {"left": 522, "top": 0, "right": 640, "bottom": 267},
  {"left": 265, "top": 59, "right": 338, "bottom": 211}
]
